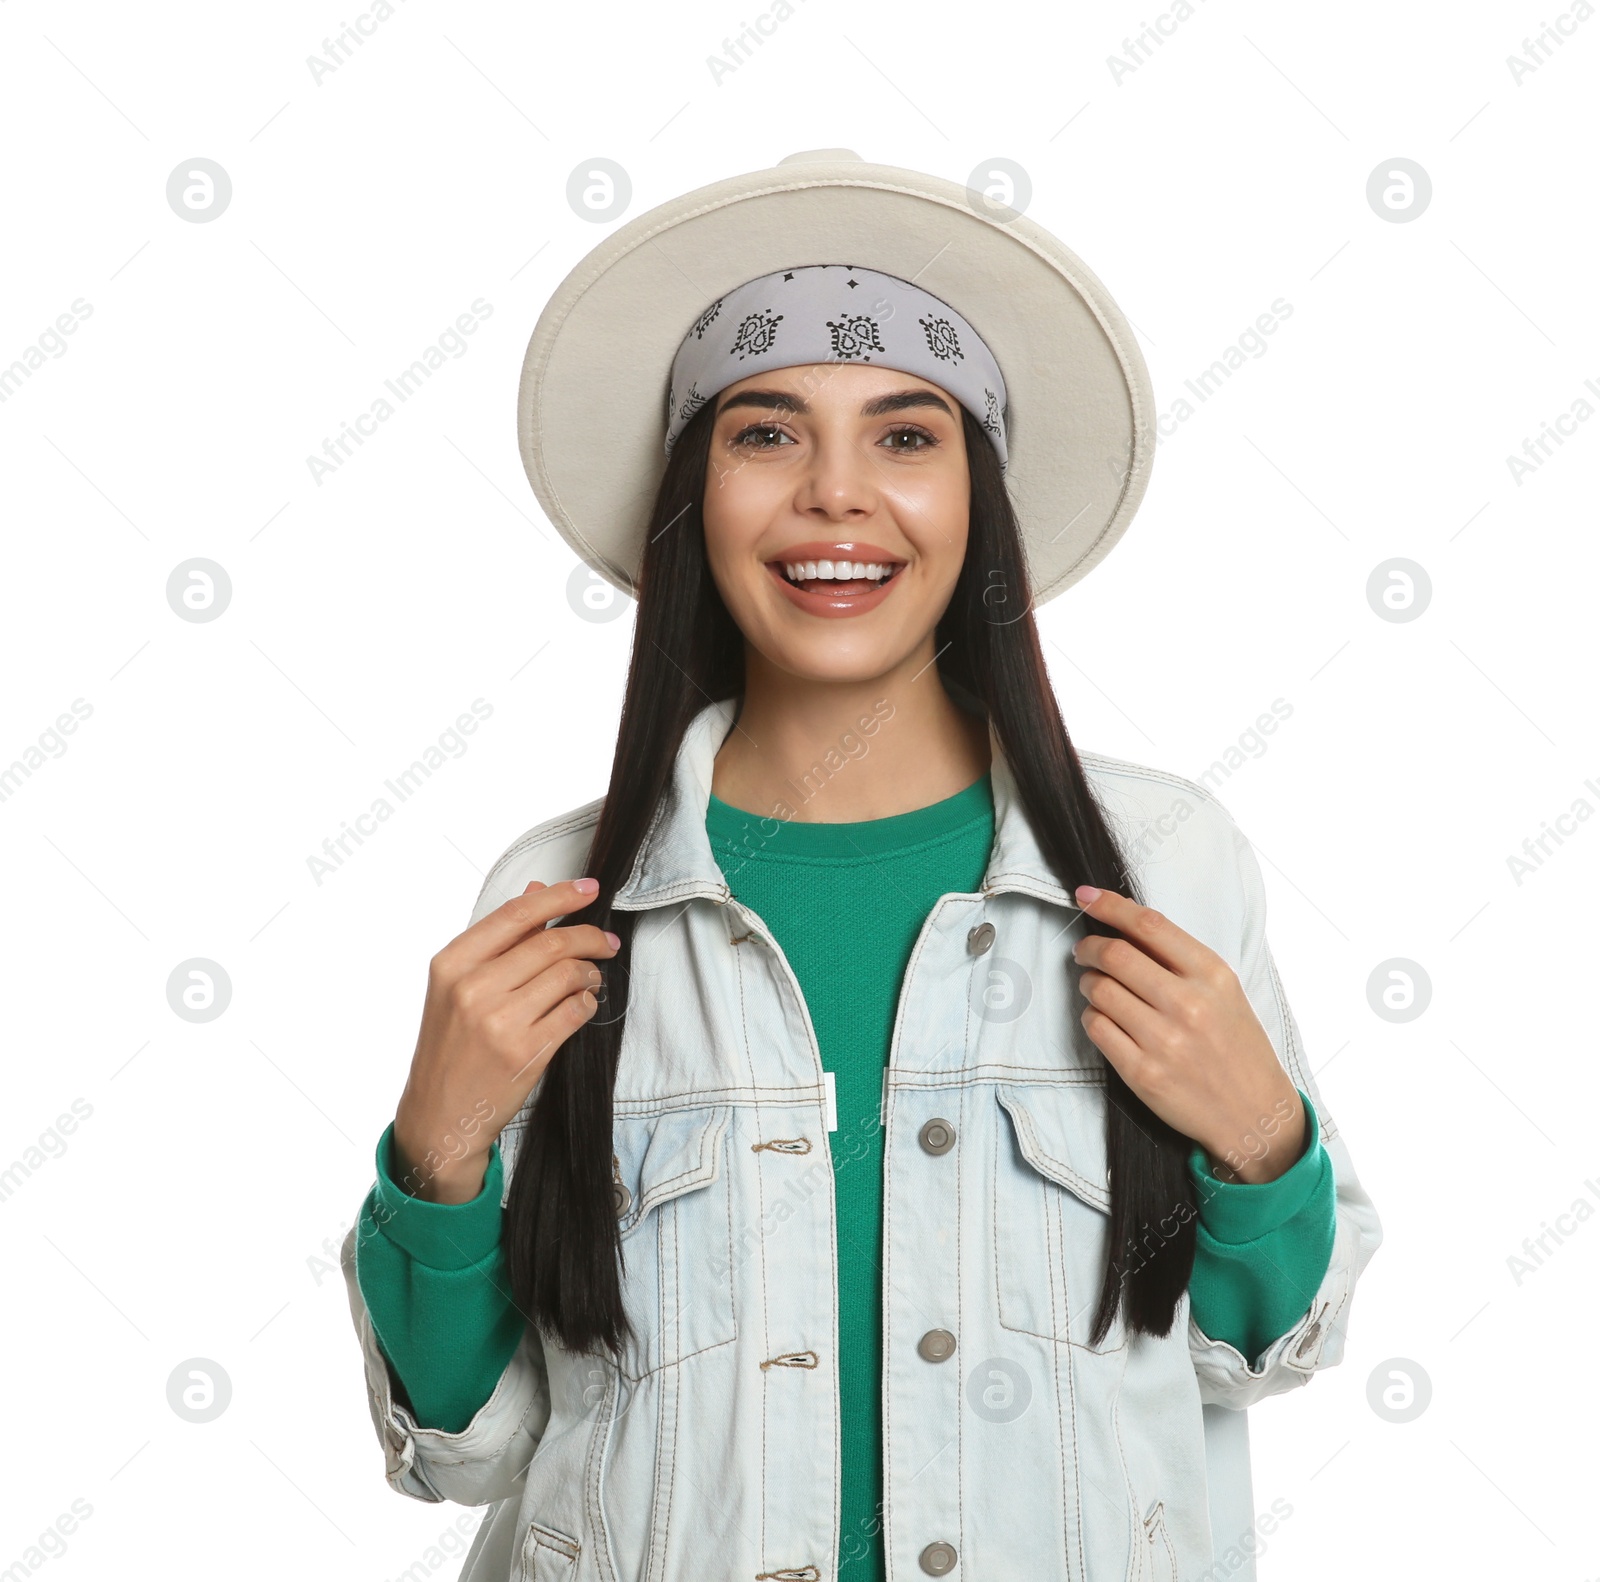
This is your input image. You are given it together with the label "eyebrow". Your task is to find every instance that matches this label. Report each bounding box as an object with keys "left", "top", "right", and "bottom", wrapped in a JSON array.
[{"left": 715, "top": 387, "right": 955, "bottom": 421}]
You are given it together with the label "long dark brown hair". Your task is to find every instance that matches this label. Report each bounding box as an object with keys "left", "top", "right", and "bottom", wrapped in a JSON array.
[{"left": 504, "top": 398, "right": 1196, "bottom": 1357}]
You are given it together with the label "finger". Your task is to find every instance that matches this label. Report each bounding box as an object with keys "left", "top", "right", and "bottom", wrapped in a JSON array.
[
  {"left": 503, "top": 945, "right": 607, "bottom": 1030},
  {"left": 1072, "top": 931, "right": 1183, "bottom": 1015},
  {"left": 503, "top": 978, "right": 603, "bottom": 1092},
  {"left": 489, "top": 919, "right": 620, "bottom": 997},
  {"left": 1073, "top": 885, "right": 1214, "bottom": 979},
  {"left": 1078, "top": 997, "right": 1146, "bottom": 1086},
  {"left": 446, "top": 877, "right": 604, "bottom": 972},
  {"left": 1077, "top": 967, "right": 1168, "bottom": 1055}
]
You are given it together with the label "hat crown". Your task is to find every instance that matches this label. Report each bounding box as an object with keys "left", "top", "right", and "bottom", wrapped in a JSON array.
[{"left": 775, "top": 148, "right": 862, "bottom": 164}]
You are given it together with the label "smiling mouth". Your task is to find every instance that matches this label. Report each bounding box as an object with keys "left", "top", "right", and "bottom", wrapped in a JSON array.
[{"left": 769, "top": 556, "right": 905, "bottom": 595}]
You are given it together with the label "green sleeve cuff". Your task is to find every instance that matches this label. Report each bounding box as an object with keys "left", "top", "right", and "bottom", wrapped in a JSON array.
[
  {"left": 1186, "top": 1088, "right": 1338, "bottom": 1363},
  {"left": 355, "top": 1124, "right": 523, "bottom": 1433},
  {"left": 1187, "top": 1089, "right": 1324, "bottom": 1242},
  {"left": 371, "top": 1122, "right": 506, "bottom": 1271}
]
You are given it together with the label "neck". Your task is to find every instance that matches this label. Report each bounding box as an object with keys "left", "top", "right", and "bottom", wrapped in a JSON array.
[{"left": 710, "top": 643, "right": 991, "bottom": 823}]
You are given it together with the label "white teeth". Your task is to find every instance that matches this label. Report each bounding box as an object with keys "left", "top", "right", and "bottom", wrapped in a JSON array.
[{"left": 781, "top": 559, "right": 898, "bottom": 584}]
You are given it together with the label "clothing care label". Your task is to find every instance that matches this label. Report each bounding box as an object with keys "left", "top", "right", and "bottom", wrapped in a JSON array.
[{"left": 824, "top": 1070, "right": 837, "bottom": 1132}]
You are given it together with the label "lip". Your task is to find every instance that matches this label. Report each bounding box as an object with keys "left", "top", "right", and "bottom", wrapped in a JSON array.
[{"left": 764, "top": 541, "right": 908, "bottom": 620}]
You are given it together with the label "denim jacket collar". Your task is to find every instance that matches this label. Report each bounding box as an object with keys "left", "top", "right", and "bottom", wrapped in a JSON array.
[{"left": 612, "top": 696, "right": 1076, "bottom": 914}]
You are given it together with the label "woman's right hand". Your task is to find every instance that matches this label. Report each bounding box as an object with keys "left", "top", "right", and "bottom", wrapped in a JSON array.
[{"left": 389, "top": 877, "right": 620, "bottom": 1204}]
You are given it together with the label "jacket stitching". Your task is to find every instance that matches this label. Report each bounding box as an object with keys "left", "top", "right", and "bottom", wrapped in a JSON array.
[
  {"left": 475, "top": 801, "right": 604, "bottom": 910},
  {"left": 1053, "top": 1197, "right": 1082, "bottom": 1581},
  {"left": 1078, "top": 750, "right": 1225, "bottom": 810},
  {"left": 611, "top": 1071, "right": 1107, "bottom": 1115},
  {"left": 877, "top": 892, "right": 962, "bottom": 1570},
  {"left": 1002, "top": 1094, "right": 1112, "bottom": 1212},
  {"left": 1109, "top": 1381, "right": 1143, "bottom": 1581},
  {"left": 957, "top": 1083, "right": 968, "bottom": 1577},
  {"left": 527, "top": 1519, "right": 582, "bottom": 1561},
  {"left": 1265, "top": 944, "right": 1341, "bottom": 1144},
  {"left": 1294, "top": 1283, "right": 1351, "bottom": 1371},
  {"left": 614, "top": 1085, "right": 829, "bottom": 1113},
  {"left": 618, "top": 876, "right": 726, "bottom": 909},
  {"left": 585, "top": 1372, "right": 620, "bottom": 1582},
  {"left": 652, "top": 1228, "right": 679, "bottom": 1580},
  {"left": 729, "top": 907, "right": 773, "bottom": 1567},
  {"left": 616, "top": 1326, "right": 741, "bottom": 1381},
  {"left": 880, "top": 1096, "right": 894, "bottom": 1580},
  {"left": 618, "top": 1110, "right": 729, "bottom": 1229},
  {"left": 643, "top": 1356, "right": 668, "bottom": 1580},
  {"left": 893, "top": 1065, "right": 1106, "bottom": 1083}
]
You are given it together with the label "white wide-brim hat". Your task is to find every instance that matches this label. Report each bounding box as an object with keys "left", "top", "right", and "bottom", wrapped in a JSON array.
[{"left": 517, "top": 148, "right": 1155, "bottom": 609}]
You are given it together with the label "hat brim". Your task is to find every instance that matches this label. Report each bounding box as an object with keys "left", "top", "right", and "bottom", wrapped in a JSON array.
[{"left": 517, "top": 154, "right": 1154, "bottom": 608}]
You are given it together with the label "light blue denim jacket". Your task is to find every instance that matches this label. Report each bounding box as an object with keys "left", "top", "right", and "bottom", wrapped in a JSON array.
[{"left": 341, "top": 696, "right": 1382, "bottom": 1582}]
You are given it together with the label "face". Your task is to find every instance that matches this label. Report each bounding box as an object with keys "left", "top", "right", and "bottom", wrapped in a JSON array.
[{"left": 700, "top": 362, "right": 971, "bottom": 685}]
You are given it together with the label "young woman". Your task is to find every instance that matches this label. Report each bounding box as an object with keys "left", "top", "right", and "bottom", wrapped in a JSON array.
[{"left": 341, "top": 151, "right": 1382, "bottom": 1582}]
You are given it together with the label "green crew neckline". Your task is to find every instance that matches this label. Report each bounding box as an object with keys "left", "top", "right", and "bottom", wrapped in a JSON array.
[{"left": 706, "top": 769, "right": 993, "bottom": 860}]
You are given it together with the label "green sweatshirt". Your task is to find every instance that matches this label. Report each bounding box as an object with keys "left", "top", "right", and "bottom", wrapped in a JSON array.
[{"left": 355, "top": 770, "right": 1336, "bottom": 1581}]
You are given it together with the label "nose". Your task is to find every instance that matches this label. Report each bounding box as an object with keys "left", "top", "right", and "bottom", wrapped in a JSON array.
[{"left": 792, "top": 426, "right": 881, "bottom": 522}]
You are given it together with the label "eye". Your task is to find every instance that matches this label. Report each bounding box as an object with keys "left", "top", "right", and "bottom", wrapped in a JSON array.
[
  {"left": 879, "top": 424, "right": 938, "bottom": 453},
  {"left": 730, "top": 422, "right": 793, "bottom": 449}
]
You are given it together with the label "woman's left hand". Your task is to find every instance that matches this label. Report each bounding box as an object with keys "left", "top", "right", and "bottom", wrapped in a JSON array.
[{"left": 1071, "top": 884, "right": 1306, "bottom": 1184}]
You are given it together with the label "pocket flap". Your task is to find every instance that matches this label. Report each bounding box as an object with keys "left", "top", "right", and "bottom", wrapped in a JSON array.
[
  {"left": 613, "top": 1105, "right": 730, "bottom": 1233},
  {"left": 996, "top": 1084, "right": 1111, "bottom": 1214}
]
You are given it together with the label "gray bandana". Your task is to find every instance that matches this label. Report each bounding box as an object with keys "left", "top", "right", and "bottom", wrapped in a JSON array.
[{"left": 664, "top": 263, "right": 1008, "bottom": 470}]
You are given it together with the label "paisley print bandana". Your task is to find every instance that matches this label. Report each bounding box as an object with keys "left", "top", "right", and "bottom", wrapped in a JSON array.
[{"left": 664, "top": 263, "right": 1009, "bottom": 470}]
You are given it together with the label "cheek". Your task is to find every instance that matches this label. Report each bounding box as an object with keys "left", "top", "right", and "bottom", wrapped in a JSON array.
[
  {"left": 701, "top": 472, "right": 772, "bottom": 602},
  {"left": 903, "top": 498, "right": 970, "bottom": 585}
]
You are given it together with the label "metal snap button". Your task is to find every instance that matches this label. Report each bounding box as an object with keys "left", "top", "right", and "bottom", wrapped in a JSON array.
[
  {"left": 966, "top": 921, "right": 995, "bottom": 955},
  {"left": 917, "top": 1328, "right": 956, "bottom": 1363},
  {"left": 612, "top": 1154, "right": 631, "bottom": 1218},
  {"left": 919, "top": 1540, "right": 958, "bottom": 1575},
  {"left": 918, "top": 1118, "right": 956, "bottom": 1156}
]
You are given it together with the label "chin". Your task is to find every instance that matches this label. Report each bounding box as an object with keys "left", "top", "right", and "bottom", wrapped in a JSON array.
[{"left": 765, "top": 639, "right": 909, "bottom": 688}]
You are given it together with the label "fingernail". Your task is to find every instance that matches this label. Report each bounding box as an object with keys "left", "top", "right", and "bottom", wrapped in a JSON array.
[
  {"left": 574, "top": 877, "right": 599, "bottom": 894},
  {"left": 1075, "top": 884, "right": 1101, "bottom": 904},
  {"left": 604, "top": 930, "right": 621, "bottom": 949}
]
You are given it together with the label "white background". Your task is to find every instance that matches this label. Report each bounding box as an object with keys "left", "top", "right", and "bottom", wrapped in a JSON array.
[{"left": 2, "top": 0, "right": 1596, "bottom": 1576}]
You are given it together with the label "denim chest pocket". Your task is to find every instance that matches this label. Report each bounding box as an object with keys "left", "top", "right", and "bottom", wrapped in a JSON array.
[
  {"left": 612, "top": 1104, "right": 737, "bottom": 1378},
  {"left": 517, "top": 1518, "right": 580, "bottom": 1581},
  {"left": 993, "top": 1084, "right": 1125, "bottom": 1352}
]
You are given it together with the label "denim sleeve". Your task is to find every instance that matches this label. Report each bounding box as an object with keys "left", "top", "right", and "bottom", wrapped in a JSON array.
[
  {"left": 1186, "top": 1089, "right": 1338, "bottom": 1367},
  {"left": 353, "top": 1124, "right": 525, "bottom": 1434}
]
